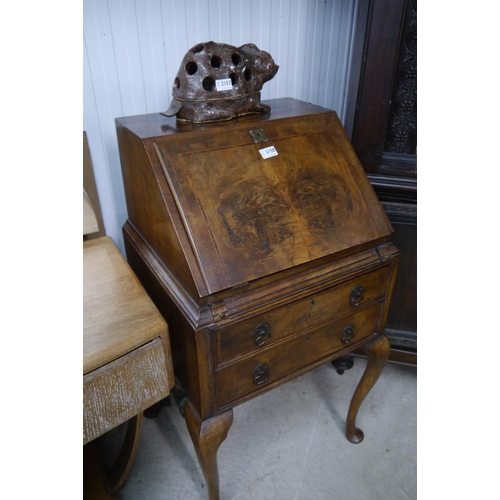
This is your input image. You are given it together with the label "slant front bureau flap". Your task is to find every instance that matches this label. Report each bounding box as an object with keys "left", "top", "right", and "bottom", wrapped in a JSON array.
[{"left": 153, "top": 107, "right": 392, "bottom": 295}]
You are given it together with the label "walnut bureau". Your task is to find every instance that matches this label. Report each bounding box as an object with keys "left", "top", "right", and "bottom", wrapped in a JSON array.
[{"left": 116, "top": 98, "right": 400, "bottom": 500}]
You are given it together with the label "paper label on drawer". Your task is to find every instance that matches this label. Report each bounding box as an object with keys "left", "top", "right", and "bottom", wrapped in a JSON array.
[
  {"left": 216, "top": 78, "right": 233, "bottom": 91},
  {"left": 259, "top": 145, "right": 278, "bottom": 159}
]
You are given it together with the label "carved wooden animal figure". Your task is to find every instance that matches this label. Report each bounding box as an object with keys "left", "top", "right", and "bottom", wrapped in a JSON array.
[{"left": 162, "top": 41, "right": 279, "bottom": 123}]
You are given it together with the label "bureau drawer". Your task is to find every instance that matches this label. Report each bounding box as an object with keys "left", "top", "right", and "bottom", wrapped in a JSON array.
[
  {"left": 216, "top": 300, "right": 383, "bottom": 409},
  {"left": 216, "top": 265, "right": 390, "bottom": 364}
]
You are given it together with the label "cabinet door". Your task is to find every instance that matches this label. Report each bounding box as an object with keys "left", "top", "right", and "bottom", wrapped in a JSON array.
[{"left": 350, "top": 0, "right": 417, "bottom": 365}]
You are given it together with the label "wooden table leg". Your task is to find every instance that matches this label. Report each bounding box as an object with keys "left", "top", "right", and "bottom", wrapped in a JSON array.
[
  {"left": 345, "top": 335, "right": 390, "bottom": 443},
  {"left": 185, "top": 400, "right": 234, "bottom": 500},
  {"left": 106, "top": 413, "right": 144, "bottom": 492}
]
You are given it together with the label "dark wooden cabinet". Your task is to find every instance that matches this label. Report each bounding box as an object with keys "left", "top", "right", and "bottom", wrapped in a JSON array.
[
  {"left": 351, "top": 0, "right": 417, "bottom": 365},
  {"left": 116, "top": 98, "right": 400, "bottom": 499}
]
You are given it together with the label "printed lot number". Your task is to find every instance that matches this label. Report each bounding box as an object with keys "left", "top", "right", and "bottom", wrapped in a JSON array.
[
  {"left": 259, "top": 146, "right": 278, "bottom": 159},
  {"left": 216, "top": 79, "right": 233, "bottom": 91}
]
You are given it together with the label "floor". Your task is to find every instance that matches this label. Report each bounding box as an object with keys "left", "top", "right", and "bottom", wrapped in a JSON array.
[{"left": 88, "top": 357, "right": 416, "bottom": 500}]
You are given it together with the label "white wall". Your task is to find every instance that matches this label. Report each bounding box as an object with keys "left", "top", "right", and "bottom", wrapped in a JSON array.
[{"left": 83, "top": 0, "right": 361, "bottom": 253}]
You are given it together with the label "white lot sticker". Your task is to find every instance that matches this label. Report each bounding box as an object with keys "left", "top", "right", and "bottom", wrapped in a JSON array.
[
  {"left": 259, "top": 145, "right": 278, "bottom": 159},
  {"left": 216, "top": 78, "right": 233, "bottom": 91}
]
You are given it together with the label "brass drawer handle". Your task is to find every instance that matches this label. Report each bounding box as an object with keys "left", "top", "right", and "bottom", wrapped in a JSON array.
[
  {"left": 254, "top": 322, "right": 271, "bottom": 347},
  {"left": 252, "top": 363, "right": 270, "bottom": 385},
  {"left": 350, "top": 285, "right": 364, "bottom": 307},
  {"left": 341, "top": 324, "right": 355, "bottom": 344}
]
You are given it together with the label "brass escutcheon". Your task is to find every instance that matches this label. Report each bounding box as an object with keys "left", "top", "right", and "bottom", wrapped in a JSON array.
[{"left": 249, "top": 128, "right": 268, "bottom": 143}]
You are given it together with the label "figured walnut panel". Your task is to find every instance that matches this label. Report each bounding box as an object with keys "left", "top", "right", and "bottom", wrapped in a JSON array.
[{"left": 155, "top": 112, "right": 392, "bottom": 294}]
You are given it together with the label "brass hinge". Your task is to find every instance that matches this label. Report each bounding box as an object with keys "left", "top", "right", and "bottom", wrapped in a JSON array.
[{"left": 210, "top": 301, "right": 229, "bottom": 323}]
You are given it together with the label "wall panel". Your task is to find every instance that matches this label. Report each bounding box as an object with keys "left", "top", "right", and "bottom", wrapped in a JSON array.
[{"left": 83, "top": 0, "right": 361, "bottom": 253}]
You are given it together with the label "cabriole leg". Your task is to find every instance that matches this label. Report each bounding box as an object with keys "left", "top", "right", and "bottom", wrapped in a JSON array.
[
  {"left": 346, "top": 335, "right": 390, "bottom": 443},
  {"left": 185, "top": 400, "right": 234, "bottom": 500}
]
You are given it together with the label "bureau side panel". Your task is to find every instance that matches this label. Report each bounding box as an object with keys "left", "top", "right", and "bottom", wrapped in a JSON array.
[
  {"left": 380, "top": 253, "right": 401, "bottom": 332},
  {"left": 116, "top": 123, "right": 201, "bottom": 299},
  {"left": 123, "top": 228, "right": 216, "bottom": 419}
]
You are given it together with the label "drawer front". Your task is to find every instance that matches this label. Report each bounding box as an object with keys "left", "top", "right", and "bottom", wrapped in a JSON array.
[
  {"left": 216, "top": 301, "right": 383, "bottom": 409},
  {"left": 217, "top": 265, "right": 390, "bottom": 364},
  {"left": 83, "top": 337, "right": 173, "bottom": 444}
]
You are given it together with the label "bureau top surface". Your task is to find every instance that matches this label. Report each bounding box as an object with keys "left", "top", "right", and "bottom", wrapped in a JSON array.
[
  {"left": 83, "top": 236, "right": 168, "bottom": 374},
  {"left": 116, "top": 98, "right": 330, "bottom": 139},
  {"left": 117, "top": 98, "right": 393, "bottom": 296}
]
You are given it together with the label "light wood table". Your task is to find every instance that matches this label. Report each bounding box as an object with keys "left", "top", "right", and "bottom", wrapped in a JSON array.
[{"left": 83, "top": 236, "right": 174, "bottom": 491}]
